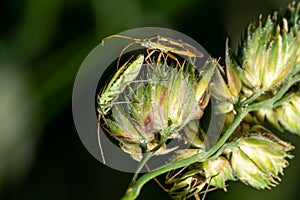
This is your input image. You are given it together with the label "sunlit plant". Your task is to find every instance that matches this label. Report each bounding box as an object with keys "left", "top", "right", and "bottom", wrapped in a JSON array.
[{"left": 98, "top": 2, "right": 300, "bottom": 200}]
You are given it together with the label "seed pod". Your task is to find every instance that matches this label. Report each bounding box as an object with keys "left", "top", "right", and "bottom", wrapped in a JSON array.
[
  {"left": 168, "top": 169, "right": 206, "bottom": 200},
  {"left": 225, "top": 41, "right": 242, "bottom": 99},
  {"left": 202, "top": 156, "right": 236, "bottom": 191},
  {"left": 211, "top": 41, "right": 241, "bottom": 114},
  {"left": 183, "top": 120, "right": 205, "bottom": 149},
  {"left": 237, "top": 15, "right": 299, "bottom": 95},
  {"left": 285, "top": 2, "right": 300, "bottom": 65},
  {"left": 166, "top": 156, "right": 234, "bottom": 199},
  {"left": 226, "top": 126, "right": 294, "bottom": 189},
  {"left": 264, "top": 92, "right": 300, "bottom": 135}
]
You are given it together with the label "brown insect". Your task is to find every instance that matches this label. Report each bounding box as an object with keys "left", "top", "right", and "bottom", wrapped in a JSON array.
[{"left": 101, "top": 34, "right": 204, "bottom": 68}]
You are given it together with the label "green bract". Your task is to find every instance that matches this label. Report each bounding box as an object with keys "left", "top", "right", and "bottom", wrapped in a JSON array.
[
  {"left": 238, "top": 16, "right": 299, "bottom": 94},
  {"left": 104, "top": 59, "right": 214, "bottom": 161},
  {"left": 259, "top": 92, "right": 300, "bottom": 135},
  {"left": 226, "top": 126, "right": 294, "bottom": 189}
]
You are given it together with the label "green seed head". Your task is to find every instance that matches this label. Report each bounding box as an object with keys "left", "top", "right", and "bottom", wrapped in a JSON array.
[
  {"left": 237, "top": 15, "right": 299, "bottom": 95},
  {"left": 226, "top": 126, "right": 294, "bottom": 189},
  {"left": 166, "top": 166, "right": 206, "bottom": 199},
  {"left": 104, "top": 58, "right": 213, "bottom": 161},
  {"left": 211, "top": 42, "right": 241, "bottom": 114},
  {"left": 264, "top": 92, "right": 300, "bottom": 135}
]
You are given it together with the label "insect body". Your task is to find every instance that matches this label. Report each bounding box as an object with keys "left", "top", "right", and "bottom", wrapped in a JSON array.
[
  {"left": 101, "top": 34, "right": 204, "bottom": 68},
  {"left": 98, "top": 54, "right": 144, "bottom": 114},
  {"left": 142, "top": 35, "right": 203, "bottom": 58},
  {"left": 97, "top": 54, "right": 144, "bottom": 164}
]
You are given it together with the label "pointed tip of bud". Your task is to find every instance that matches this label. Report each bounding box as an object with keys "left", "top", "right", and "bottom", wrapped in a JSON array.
[
  {"left": 237, "top": 8, "right": 299, "bottom": 93},
  {"left": 227, "top": 126, "right": 294, "bottom": 189},
  {"left": 102, "top": 54, "right": 212, "bottom": 161},
  {"left": 264, "top": 93, "right": 300, "bottom": 135}
]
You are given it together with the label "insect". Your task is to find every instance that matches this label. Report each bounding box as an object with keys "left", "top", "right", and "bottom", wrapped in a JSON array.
[
  {"left": 97, "top": 54, "right": 144, "bottom": 164},
  {"left": 101, "top": 34, "right": 204, "bottom": 69}
]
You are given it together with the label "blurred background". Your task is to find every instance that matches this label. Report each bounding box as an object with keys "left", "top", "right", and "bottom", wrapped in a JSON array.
[{"left": 1, "top": 0, "right": 300, "bottom": 199}]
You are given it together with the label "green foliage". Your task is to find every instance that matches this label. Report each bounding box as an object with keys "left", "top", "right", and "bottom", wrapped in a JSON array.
[{"left": 102, "top": 2, "right": 300, "bottom": 200}]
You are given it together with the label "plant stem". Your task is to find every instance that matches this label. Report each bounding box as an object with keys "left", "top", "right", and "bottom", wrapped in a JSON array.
[
  {"left": 130, "top": 152, "right": 153, "bottom": 186},
  {"left": 121, "top": 110, "right": 247, "bottom": 200},
  {"left": 205, "top": 111, "right": 246, "bottom": 157},
  {"left": 240, "top": 90, "right": 262, "bottom": 106},
  {"left": 120, "top": 151, "right": 206, "bottom": 200},
  {"left": 246, "top": 74, "right": 300, "bottom": 112},
  {"left": 128, "top": 124, "right": 177, "bottom": 186}
]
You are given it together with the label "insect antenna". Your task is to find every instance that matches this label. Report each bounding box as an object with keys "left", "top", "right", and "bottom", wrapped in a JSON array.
[
  {"left": 166, "top": 166, "right": 188, "bottom": 184},
  {"left": 145, "top": 164, "right": 170, "bottom": 193},
  {"left": 101, "top": 35, "right": 143, "bottom": 69},
  {"left": 101, "top": 34, "right": 141, "bottom": 45},
  {"left": 199, "top": 174, "right": 224, "bottom": 200},
  {"left": 201, "top": 182, "right": 210, "bottom": 200},
  {"left": 116, "top": 41, "right": 136, "bottom": 69}
]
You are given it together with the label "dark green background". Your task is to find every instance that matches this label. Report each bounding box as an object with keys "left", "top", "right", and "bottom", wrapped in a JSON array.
[{"left": 1, "top": 0, "right": 300, "bottom": 199}]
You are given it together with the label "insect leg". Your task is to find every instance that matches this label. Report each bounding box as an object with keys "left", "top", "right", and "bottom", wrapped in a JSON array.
[
  {"left": 201, "top": 183, "right": 210, "bottom": 200},
  {"left": 156, "top": 51, "right": 165, "bottom": 73},
  {"left": 145, "top": 48, "right": 155, "bottom": 61},
  {"left": 165, "top": 166, "right": 188, "bottom": 184},
  {"left": 97, "top": 112, "right": 106, "bottom": 164},
  {"left": 145, "top": 164, "right": 170, "bottom": 192},
  {"left": 166, "top": 52, "right": 182, "bottom": 68},
  {"left": 117, "top": 41, "right": 135, "bottom": 69},
  {"left": 145, "top": 49, "right": 163, "bottom": 73},
  {"left": 144, "top": 49, "right": 157, "bottom": 68},
  {"left": 194, "top": 194, "right": 201, "bottom": 200}
]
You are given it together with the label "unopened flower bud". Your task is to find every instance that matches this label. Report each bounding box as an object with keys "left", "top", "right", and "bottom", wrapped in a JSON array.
[
  {"left": 237, "top": 16, "right": 298, "bottom": 95},
  {"left": 264, "top": 92, "right": 300, "bottom": 135},
  {"left": 202, "top": 156, "right": 235, "bottom": 191},
  {"left": 226, "top": 126, "right": 294, "bottom": 189},
  {"left": 211, "top": 42, "right": 241, "bottom": 114},
  {"left": 105, "top": 58, "right": 213, "bottom": 161},
  {"left": 166, "top": 166, "right": 206, "bottom": 200}
]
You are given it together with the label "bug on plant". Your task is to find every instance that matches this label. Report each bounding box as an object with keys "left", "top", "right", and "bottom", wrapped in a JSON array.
[
  {"left": 101, "top": 34, "right": 204, "bottom": 69},
  {"left": 97, "top": 54, "right": 144, "bottom": 164}
]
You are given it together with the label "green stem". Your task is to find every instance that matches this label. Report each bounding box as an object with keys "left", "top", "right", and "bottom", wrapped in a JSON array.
[
  {"left": 205, "top": 111, "right": 247, "bottom": 157},
  {"left": 246, "top": 74, "right": 300, "bottom": 112},
  {"left": 240, "top": 73, "right": 300, "bottom": 107},
  {"left": 130, "top": 152, "right": 153, "bottom": 186},
  {"left": 273, "top": 95, "right": 292, "bottom": 107},
  {"left": 241, "top": 90, "right": 263, "bottom": 106},
  {"left": 121, "top": 151, "right": 206, "bottom": 200},
  {"left": 128, "top": 124, "right": 177, "bottom": 186},
  {"left": 121, "top": 110, "right": 247, "bottom": 200}
]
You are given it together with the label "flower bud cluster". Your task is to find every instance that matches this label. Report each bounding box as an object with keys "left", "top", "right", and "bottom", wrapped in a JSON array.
[{"left": 105, "top": 59, "right": 214, "bottom": 161}]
